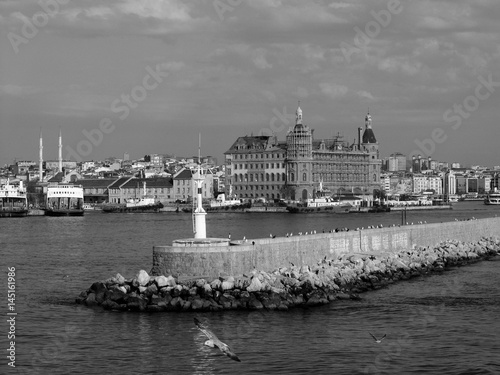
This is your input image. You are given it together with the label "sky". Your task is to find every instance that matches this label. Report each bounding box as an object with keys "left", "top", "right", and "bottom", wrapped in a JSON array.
[{"left": 1, "top": 0, "right": 499, "bottom": 168}]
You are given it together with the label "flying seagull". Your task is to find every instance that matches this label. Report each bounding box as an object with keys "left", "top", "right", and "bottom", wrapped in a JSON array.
[
  {"left": 369, "top": 333, "right": 387, "bottom": 343},
  {"left": 194, "top": 318, "right": 241, "bottom": 362}
]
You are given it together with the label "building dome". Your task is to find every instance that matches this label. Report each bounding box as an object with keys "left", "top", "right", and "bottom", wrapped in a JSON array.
[{"left": 362, "top": 111, "right": 377, "bottom": 143}]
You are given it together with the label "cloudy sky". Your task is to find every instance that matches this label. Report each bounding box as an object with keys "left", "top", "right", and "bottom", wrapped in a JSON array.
[{"left": 1, "top": 0, "right": 499, "bottom": 168}]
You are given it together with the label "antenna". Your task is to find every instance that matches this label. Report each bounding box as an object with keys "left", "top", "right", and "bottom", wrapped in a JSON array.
[{"left": 198, "top": 133, "right": 201, "bottom": 165}]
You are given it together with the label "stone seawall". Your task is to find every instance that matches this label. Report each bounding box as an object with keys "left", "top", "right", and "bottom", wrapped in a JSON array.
[
  {"left": 76, "top": 237, "right": 500, "bottom": 312},
  {"left": 151, "top": 217, "right": 500, "bottom": 278}
]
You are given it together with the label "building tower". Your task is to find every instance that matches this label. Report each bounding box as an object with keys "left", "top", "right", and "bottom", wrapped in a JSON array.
[
  {"left": 286, "top": 102, "right": 313, "bottom": 200},
  {"left": 58, "top": 129, "right": 63, "bottom": 173},
  {"left": 361, "top": 110, "right": 381, "bottom": 193},
  {"left": 192, "top": 135, "right": 206, "bottom": 239},
  {"left": 39, "top": 129, "right": 44, "bottom": 181}
]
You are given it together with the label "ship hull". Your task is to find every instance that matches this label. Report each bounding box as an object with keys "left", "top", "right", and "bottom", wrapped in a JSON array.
[
  {"left": 102, "top": 204, "right": 162, "bottom": 213},
  {"left": 44, "top": 209, "right": 84, "bottom": 216},
  {"left": 0, "top": 209, "right": 28, "bottom": 217}
]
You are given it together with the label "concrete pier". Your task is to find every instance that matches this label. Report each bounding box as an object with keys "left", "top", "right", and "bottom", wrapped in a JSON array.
[{"left": 151, "top": 217, "right": 500, "bottom": 278}]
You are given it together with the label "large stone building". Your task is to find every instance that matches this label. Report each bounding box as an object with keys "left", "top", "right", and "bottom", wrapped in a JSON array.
[{"left": 224, "top": 104, "right": 382, "bottom": 201}]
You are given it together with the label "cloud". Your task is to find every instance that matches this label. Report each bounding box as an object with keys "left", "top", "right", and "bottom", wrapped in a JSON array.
[
  {"left": 356, "top": 90, "right": 374, "bottom": 100},
  {"left": 0, "top": 84, "right": 40, "bottom": 96},
  {"left": 319, "top": 83, "right": 348, "bottom": 99}
]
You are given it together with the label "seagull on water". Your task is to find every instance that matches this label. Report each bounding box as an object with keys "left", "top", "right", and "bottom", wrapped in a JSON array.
[
  {"left": 194, "top": 318, "right": 241, "bottom": 362},
  {"left": 369, "top": 333, "right": 387, "bottom": 343}
]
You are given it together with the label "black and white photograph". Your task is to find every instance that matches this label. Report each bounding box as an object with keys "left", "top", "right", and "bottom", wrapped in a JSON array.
[{"left": 1, "top": 1, "right": 500, "bottom": 374}]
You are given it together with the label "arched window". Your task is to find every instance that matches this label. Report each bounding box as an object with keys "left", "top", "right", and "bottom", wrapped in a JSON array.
[
  {"left": 271, "top": 173, "right": 275, "bottom": 181},
  {"left": 282, "top": 173, "right": 286, "bottom": 181},
  {"left": 276, "top": 173, "right": 280, "bottom": 182},
  {"left": 245, "top": 174, "right": 248, "bottom": 182},
  {"left": 234, "top": 175, "right": 238, "bottom": 182},
  {"left": 266, "top": 173, "right": 270, "bottom": 181},
  {"left": 290, "top": 173, "right": 294, "bottom": 182},
  {"left": 303, "top": 173, "right": 307, "bottom": 182},
  {"left": 373, "top": 173, "right": 377, "bottom": 182}
]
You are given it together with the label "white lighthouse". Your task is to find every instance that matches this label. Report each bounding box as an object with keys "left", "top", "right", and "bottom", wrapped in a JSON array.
[
  {"left": 192, "top": 163, "right": 207, "bottom": 239},
  {"left": 166, "top": 134, "right": 230, "bottom": 248},
  {"left": 192, "top": 135, "right": 207, "bottom": 239}
]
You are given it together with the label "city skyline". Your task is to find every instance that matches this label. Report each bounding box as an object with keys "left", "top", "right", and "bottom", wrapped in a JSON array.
[{"left": 1, "top": 1, "right": 500, "bottom": 168}]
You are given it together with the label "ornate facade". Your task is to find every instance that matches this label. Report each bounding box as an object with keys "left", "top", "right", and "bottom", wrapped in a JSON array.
[{"left": 224, "top": 104, "right": 382, "bottom": 201}]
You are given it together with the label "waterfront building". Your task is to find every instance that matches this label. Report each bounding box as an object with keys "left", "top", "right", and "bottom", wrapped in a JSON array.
[
  {"left": 456, "top": 175, "right": 467, "bottom": 194},
  {"left": 412, "top": 174, "right": 443, "bottom": 195},
  {"left": 108, "top": 177, "right": 174, "bottom": 204},
  {"left": 173, "top": 167, "right": 213, "bottom": 202},
  {"left": 443, "top": 171, "right": 457, "bottom": 197},
  {"left": 223, "top": 136, "right": 287, "bottom": 201},
  {"left": 224, "top": 104, "right": 382, "bottom": 201},
  {"left": 76, "top": 178, "right": 118, "bottom": 205},
  {"left": 479, "top": 176, "right": 491, "bottom": 194}
]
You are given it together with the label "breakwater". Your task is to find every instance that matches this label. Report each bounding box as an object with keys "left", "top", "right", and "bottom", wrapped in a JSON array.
[
  {"left": 76, "top": 237, "right": 500, "bottom": 312},
  {"left": 152, "top": 217, "right": 500, "bottom": 278}
]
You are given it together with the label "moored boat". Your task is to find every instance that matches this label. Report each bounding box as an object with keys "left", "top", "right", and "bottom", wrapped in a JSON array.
[
  {"left": 484, "top": 188, "right": 500, "bottom": 205},
  {"left": 0, "top": 179, "right": 28, "bottom": 217},
  {"left": 45, "top": 184, "right": 84, "bottom": 216}
]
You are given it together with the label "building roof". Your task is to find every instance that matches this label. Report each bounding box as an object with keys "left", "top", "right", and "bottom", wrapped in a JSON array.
[
  {"left": 47, "top": 172, "right": 64, "bottom": 183},
  {"left": 362, "top": 128, "right": 377, "bottom": 143},
  {"left": 109, "top": 177, "right": 133, "bottom": 189},
  {"left": 74, "top": 178, "right": 118, "bottom": 188},
  {"left": 174, "top": 168, "right": 193, "bottom": 180},
  {"left": 121, "top": 177, "right": 173, "bottom": 188},
  {"left": 224, "top": 136, "right": 285, "bottom": 154}
]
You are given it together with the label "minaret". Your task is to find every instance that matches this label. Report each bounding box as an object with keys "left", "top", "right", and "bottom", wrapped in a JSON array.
[
  {"left": 39, "top": 130, "right": 44, "bottom": 181},
  {"left": 58, "top": 129, "right": 63, "bottom": 173},
  {"left": 192, "top": 134, "right": 207, "bottom": 239}
]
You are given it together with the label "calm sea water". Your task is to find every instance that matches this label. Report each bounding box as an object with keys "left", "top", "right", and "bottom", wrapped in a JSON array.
[{"left": 1, "top": 201, "right": 499, "bottom": 374}]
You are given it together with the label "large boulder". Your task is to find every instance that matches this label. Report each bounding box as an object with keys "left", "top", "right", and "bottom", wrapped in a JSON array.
[
  {"left": 246, "top": 277, "right": 263, "bottom": 292},
  {"left": 136, "top": 270, "right": 150, "bottom": 287}
]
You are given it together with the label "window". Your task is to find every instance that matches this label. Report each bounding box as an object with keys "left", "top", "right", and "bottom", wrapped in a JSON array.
[{"left": 303, "top": 173, "right": 307, "bottom": 182}]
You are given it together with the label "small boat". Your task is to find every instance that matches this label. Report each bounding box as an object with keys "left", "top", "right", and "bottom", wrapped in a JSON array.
[
  {"left": 45, "top": 184, "right": 84, "bottom": 216},
  {"left": 0, "top": 179, "right": 28, "bottom": 217},
  {"left": 484, "top": 188, "right": 500, "bottom": 205},
  {"left": 102, "top": 186, "right": 163, "bottom": 213}
]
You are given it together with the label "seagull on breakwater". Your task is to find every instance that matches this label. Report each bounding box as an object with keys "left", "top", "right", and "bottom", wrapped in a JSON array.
[
  {"left": 194, "top": 318, "right": 241, "bottom": 362},
  {"left": 369, "top": 333, "right": 387, "bottom": 343}
]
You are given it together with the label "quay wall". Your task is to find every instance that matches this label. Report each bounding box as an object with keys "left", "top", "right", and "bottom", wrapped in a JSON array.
[{"left": 151, "top": 217, "right": 500, "bottom": 278}]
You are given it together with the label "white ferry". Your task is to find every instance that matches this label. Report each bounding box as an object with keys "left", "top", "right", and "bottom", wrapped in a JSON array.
[
  {"left": 0, "top": 179, "right": 28, "bottom": 217},
  {"left": 484, "top": 188, "right": 500, "bottom": 205},
  {"left": 45, "top": 184, "right": 84, "bottom": 216}
]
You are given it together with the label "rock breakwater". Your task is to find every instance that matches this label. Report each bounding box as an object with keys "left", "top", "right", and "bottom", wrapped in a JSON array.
[{"left": 76, "top": 237, "right": 500, "bottom": 312}]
